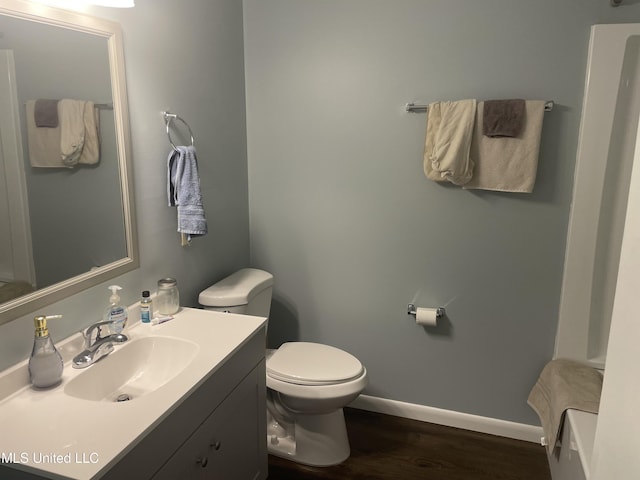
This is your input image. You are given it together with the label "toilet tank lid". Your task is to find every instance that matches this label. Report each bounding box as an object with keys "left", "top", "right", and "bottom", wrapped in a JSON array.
[{"left": 199, "top": 268, "right": 273, "bottom": 307}]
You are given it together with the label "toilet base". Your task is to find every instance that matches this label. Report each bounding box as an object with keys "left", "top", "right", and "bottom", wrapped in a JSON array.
[{"left": 267, "top": 408, "right": 351, "bottom": 467}]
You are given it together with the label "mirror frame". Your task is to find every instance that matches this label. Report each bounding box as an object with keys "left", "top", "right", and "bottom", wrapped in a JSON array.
[{"left": 0, "top": 0, "right": 138, "bottom": 325}]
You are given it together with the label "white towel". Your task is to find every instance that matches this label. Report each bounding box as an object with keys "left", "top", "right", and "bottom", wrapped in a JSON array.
[
  {"left": 463, "top": 100, "right": 545, "bottom": 193},
  {"left": 59, "top": 99, "right": 86, "bottom": 167},
  {"left": 26, "top": 100, "right": 65, "bottom": 168},
  {"left": 423, "top": 99, "right": 476, "bottom": 185}
]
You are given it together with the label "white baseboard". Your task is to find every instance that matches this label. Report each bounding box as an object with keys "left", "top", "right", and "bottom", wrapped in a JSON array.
[{"left": 349, "top": 394, "right": 543, "bottom": 444}]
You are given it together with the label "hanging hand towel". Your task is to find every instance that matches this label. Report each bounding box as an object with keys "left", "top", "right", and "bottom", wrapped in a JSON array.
[
  {"left": 168, "top": 145, "right": 207, "bottom": 243},
  {"left": 527, "top": 359, "right": 602, "bottom": 454},
  {"left": 423, "top": 99, "right": 476, "bottom": 186},
  {"left": 59, "top": 99, "right": 87, "bottom": 167},
  {"left": 26, "top": 100, "right": 65, "bottom": 168},
  {"left": 34, "top": 99, "right": 59, "bottom": 128},
  {"left": 464, "top": 100, "right": 545, "bottom": 193},
  {"left": 482, "top": 99, "right": 525, "bottom": 137}
]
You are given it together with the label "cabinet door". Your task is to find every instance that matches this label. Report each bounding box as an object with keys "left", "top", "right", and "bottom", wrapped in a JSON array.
[{"left": 153, "top": 363, "right": 266, "bottom": 480}]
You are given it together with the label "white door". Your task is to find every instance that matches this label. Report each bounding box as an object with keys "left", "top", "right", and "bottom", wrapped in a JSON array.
[{"left": 0, "top": 49, "right": 35, "bottom": 286}]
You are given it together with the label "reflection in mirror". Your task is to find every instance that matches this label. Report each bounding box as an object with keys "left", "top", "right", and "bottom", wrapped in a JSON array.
[{"left": 0, "top": 1, "right": 137, "bottom": 324}]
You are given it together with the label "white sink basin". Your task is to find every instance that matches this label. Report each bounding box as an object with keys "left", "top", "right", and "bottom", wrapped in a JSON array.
[{"left": 64, "top": 336, "right": 199, "bottom": 402}]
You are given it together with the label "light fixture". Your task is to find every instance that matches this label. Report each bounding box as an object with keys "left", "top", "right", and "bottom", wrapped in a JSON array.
[
  {"left": 89, "top": 0, "right": 134, "bottom": 6},
  {"left": 31, "top": 0, "right": 134, "bottom": 8}
]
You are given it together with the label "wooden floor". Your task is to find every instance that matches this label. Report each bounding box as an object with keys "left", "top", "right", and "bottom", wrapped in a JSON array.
[{"left": 267, "top": 408, "right": 551, "bottom": 480}]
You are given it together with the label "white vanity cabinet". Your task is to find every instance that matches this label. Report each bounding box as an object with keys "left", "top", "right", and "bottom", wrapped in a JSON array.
[
  {"left": 547, "top": 410, "right": 595, "bottom": 480},
  {"left": 101, "top": 327, "right": 267, "bottom": 480},
  {"left": 0, "top": 309, "right": 267, "bottom": 480}
]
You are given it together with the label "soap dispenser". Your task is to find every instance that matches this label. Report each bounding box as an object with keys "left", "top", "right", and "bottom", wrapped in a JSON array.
[
  {"left": 28, "top": 315, "right": 64, "bottom": 388},
  {"left": 106, "top": 285, "right": 128, "bottom": 334}
]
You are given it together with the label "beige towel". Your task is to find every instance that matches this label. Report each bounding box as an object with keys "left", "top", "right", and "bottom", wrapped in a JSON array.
[
  {"left": 26, "top": 100, "right": 66, "bottom": 168},
  {"left": 464, "top": 100, "right": 545, "bottom": 193},
  {"left": 59, "top": 99, "right": 86, "bottom": 167},
  {"left": 26, "top": 100, "right": 65, "bottom": 168},
  {"left": 527, "top": 359, "right": 602, "bottom": 454},
  {"left": 423, "top": 99, "right": 476, "bottom": 185},
  {"left": 78, "top": 101, "right": 100, "bottom": 165},
  {"left": 27, "top": 99, "right": 100, "bottom": 168}
]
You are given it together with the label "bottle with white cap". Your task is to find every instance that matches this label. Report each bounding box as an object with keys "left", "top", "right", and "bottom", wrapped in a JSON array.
[{"left": 105, "top": 285, "right": 128, "bottom": 334}]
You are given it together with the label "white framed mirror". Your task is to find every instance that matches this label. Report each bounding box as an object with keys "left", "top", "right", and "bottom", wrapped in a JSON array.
[{"left": 0, "top": 0, "right": 137, "bottom": 325}]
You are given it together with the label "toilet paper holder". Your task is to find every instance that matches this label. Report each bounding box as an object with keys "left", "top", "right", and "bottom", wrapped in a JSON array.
[{"left": 407, "top": 304, "right": 445, "bottom": 319}]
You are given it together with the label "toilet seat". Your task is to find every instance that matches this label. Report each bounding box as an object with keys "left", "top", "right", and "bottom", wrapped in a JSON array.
[{"left": 267, "top": 342, "right": 364, "bottom": 386}]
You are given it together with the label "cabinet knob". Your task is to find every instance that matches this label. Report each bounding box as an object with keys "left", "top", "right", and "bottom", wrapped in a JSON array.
[
  {"left": 196, "top": 456, "right": 209, "bottom": 468},
  {"left": 211, "top": 440, "right": 221, "bottom": 451}
]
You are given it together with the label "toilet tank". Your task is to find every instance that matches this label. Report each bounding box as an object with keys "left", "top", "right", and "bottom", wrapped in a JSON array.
[{"left": 198, "top": 268, "right": 274, "bottom": 318}]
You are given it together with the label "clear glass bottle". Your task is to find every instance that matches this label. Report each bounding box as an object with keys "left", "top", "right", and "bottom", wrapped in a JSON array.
[
  {"left": 156, "top": 278, "right": 179, "bottom": 315},
  {"left": 140, "top": 290, "right": 152, "bottom": 323},
  {"left": 28, "top": 315, "right": 64, "bottom": 388}
]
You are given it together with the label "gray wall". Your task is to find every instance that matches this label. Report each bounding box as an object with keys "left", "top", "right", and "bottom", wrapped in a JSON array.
[
  {"left": 0, "top": 0, "right": 249, "bottom": 370},
  {"left": 1, "top": 0, "right": 640, "bottom": 428},
  {"left": 115, "top": 0, "right": 250, "bottom": 295},
  {"left": 244, "top": 0, "right": 640, "bottom": 424}
]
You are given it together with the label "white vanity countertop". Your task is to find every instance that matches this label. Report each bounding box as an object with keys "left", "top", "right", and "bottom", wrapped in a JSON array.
[{"left": 0, "top": 307, "right": 266, "bottom": 480}]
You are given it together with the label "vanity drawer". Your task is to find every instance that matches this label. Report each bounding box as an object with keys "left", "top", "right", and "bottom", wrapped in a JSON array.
[{"left": 152, "top": 361, "right": 266, "bottom": 480}]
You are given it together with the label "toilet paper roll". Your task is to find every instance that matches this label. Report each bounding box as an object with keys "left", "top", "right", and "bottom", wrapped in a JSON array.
[{"left": 415, "top": 307, "right": 438, "bottom": 326}]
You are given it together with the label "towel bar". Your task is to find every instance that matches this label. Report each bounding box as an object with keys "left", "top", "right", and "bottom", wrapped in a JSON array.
[
  {"left": 24, "top": 101, "right": 112, "bottom": 110},
  {"left": 405, "top": 100, "right": 554, "bottom": 113},
  {"left": 162, "top": 111, "right": 195, "bottom": 151}
]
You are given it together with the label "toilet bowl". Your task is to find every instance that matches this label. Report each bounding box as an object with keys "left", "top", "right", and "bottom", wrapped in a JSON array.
[{"left": 199, "top": 268, "right": 368, "bottom": 467}]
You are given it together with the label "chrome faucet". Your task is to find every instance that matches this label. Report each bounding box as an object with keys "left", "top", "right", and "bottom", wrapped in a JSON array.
[{"left": 72, "top": 320, "right": 128, "bottom": 369}]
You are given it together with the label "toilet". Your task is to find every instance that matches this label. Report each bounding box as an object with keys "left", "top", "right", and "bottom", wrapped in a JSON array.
[{"left": 199, "top": 268, "right": 368, "bottom": 467}]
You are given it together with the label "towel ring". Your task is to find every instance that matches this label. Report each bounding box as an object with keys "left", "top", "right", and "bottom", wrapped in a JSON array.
[{"left": 162, "top": 111, "right": 195, "bottom": 151}]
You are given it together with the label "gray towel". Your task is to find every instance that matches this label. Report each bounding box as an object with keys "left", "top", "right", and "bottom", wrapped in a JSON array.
[
  {"left": 482, "top": 99, "right": 525, "bottom": 137},
  {"left": 168, "top": 145, "right": 207, "bottom": 241},
  {"left": 527, "top": 359, "right": 602, "bottom": 454},
  {"left": 34, "top": 99, "right": 59, "bottom": 127}
]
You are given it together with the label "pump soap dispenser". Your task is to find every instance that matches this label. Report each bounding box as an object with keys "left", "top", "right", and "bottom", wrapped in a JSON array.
[
  {"left": 106, "top": 285, "right": 128, "bottom": 334},
  {"left": 28, "top": 315, "right": 64, "bottom": 388}
]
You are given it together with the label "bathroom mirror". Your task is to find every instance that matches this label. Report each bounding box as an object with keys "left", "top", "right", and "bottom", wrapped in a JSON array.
[{"left": 0, "top": 0, "right": 137, "bottom": 325}]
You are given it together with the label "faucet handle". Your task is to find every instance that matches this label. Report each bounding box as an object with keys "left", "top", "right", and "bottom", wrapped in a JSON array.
[{"left": 83, "top": 320, "right": 113, "bottom": 347}]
